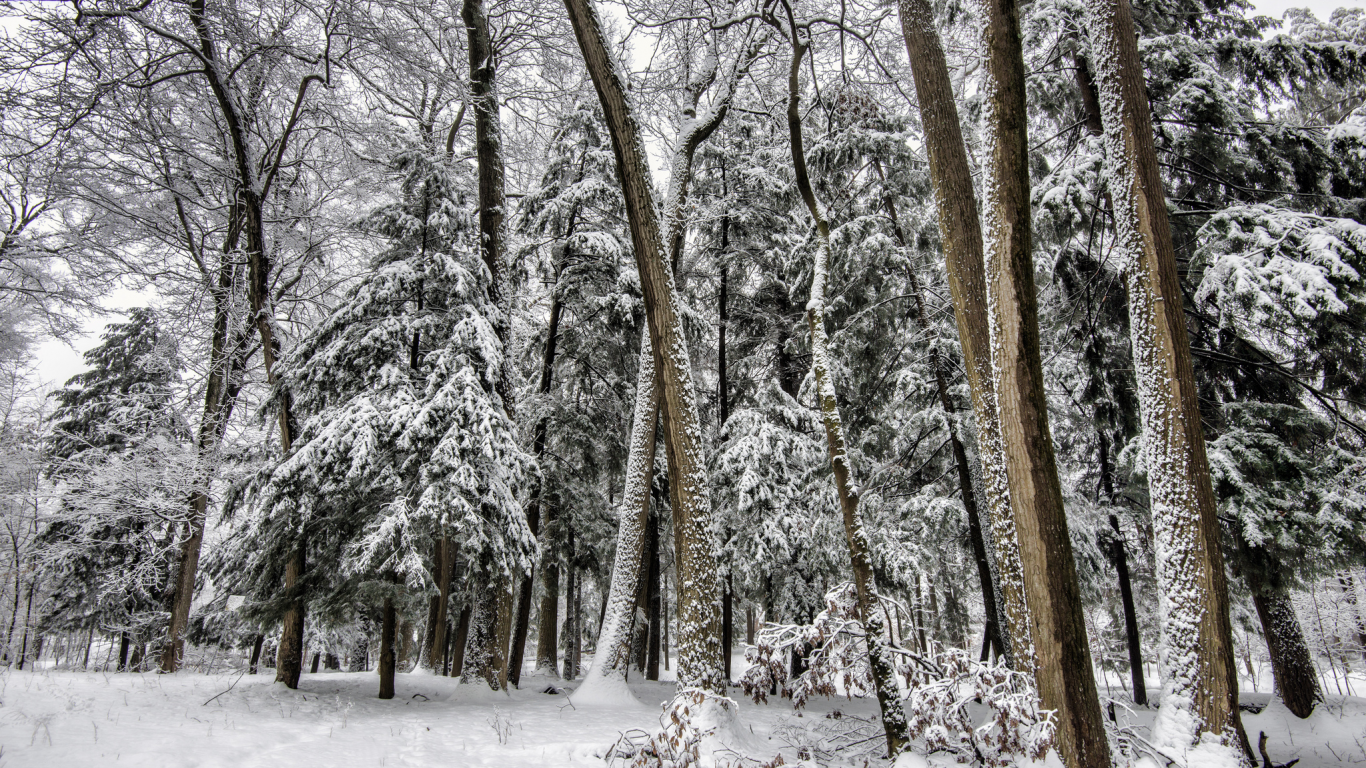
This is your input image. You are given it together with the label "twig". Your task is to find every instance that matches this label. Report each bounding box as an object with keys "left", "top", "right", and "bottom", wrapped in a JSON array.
[{"left": 202, "top": 667, "right": 248, "bottom": 706}]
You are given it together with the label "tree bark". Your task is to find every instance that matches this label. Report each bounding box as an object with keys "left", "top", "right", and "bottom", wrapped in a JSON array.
[
  {"left": 1085, "top": 0, "right": 1250, "bottom": 757},
  {"left": 248, "top": 634, "right": 264, "bottom": 674},
  {"left": 1244, "top": 554, "right": 1321, "bottom": 718},
  {"left": 564, "top": 0, "right": 725, "bottom": 694},
  {"left": 162, "top": 251, "right": 249, "bottom": 673},
  {"left": 646, "top": 510, "right": 661, "bottom": 681},
  {"left": 451, "top": 604, "right": 471, "bottom": 677},
  {"left": 535, "top": 502, "right": 561, "bottom": 678},
  {"left": 897, "top": 0, "right": 1028, "bottom": 669},
  {"left": 975, "top": 0, "right": 1112, "bottom": 764},
  {"left": 776, "top": 14, "right": 908, "bottom": 754},
  {"left": 1110, "top": 515, "right": 1148, "bottom": 706},
  {"left": 379, "top": 595, "right": 396, "bottom": 700}
]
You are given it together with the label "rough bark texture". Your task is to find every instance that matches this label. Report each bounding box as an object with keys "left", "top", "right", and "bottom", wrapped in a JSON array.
[
  {"left": 424, "top": 537, "right": 453, "bottom": 671},
  {"left": 564, "top": 0, "right": 724, "bottom": 694},
  {"left": 897, "top": 0, "right": 1028, "bottom": 669},
  {"left": 535, "top": 503, "right": 561, "bottom": 677},
  {"left": 646, "top": 510, "right": 661, "bottom": 681},
  {"left": 779, "top": 18, "right": 908, "bottom": 755},
  {"left": 977, "top": 0, "right": 1111, "bottom": 765},
  {"left": 1085, "top": 0, "right": 1249, "bottom": 757},
  {"left": 1245, "top": 557, "right": 1321, "bottom": 718},
  {"left": 582, "top": 338, "right": 659, "bottom": 688}
]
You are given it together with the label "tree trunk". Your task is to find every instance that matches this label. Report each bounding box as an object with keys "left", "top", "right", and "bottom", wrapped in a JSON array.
[
  {"left": 975, "top": 0, "right": 1112, "bottom": 763},
  {"left": 162, "top": 252, "right": 249, "bottom": 673},
  {"left": 722, "top": 578, "right": 732, "bottom": 683},
  {"left": 1111, "top": 515, "right": 1148, "bottom": 706},
  {"left": 1084, "top": 0, "right": 1249, "bottom": 757},
  {"left": 535, "top": 503, "right": 561, "bottom": 678},
  {"left": 897, "top": 0, "right": 1028, "bottom": 669},
  {"left": 582, "top": 337, "right": 659, "bottom": 689},
  {"left": 1244, "top": 555, "right": 1320, "bottom": 718},
  {"left": 310, "top": 652, "right": 320, "bottom": 674},
  {"left": 248, "top": 634, "right": 264, "bottom": 674},
  {"left": 565, "top": 559, "right": 579, "bottom": 680},
  {"left": 519, "top": 287, "right": 566, "bottom": 685},
  {"left": 776, "top": 20, "right": 908, "bottom": 755},
  {"left": 451, "top": 605, "right": 471, "bottom": 677},
  {"left": 874, "top": 157, "right": 1004, "bottom": 662},
  {"left": 426, "top": 537, "right": 453, "bottom": 671},
  {"left": 1341, "top": 573, "right": 1366, "bottom": 663},
  {"left": 379, "top": 595, "right": 396, "bottom": 700},
  {"left": 646, "top": 511, "right": 661, "bottom": 681},
  {"left": 118, "top": 633, "right": 131, "bottom": 672},
  {"left": 564, "top": 0, "right": 725, "bottom": 694}
]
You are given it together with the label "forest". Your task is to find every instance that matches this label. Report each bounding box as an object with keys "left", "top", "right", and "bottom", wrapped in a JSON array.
[{"left": 0, "top": 0, "right": 1364, "bottom": 766}]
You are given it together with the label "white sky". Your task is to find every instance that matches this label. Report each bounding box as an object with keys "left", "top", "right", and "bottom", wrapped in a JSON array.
[{"left": 27, "top": 0, "right": 1366, "bottom": 390}]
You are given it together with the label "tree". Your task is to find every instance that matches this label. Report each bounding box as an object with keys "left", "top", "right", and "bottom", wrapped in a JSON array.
[
  {"left": 563, "top": 0, "right": 726, "bottom": 695},
  {"left": 39, "top": 309, "right": 191, "bottom": 657},
  {"left": 1084, "top": 0, "right": 1251, "bottom": 756}
]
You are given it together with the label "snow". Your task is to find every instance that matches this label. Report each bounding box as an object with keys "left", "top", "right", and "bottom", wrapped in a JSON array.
[{"left": 5, "top": 664, "right": 1366, "bottom": 767}]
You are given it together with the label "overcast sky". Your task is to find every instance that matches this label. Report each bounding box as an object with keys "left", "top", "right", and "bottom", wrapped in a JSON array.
[{"left": 29, "top": 0, "right": 1366, "bottom": 391}]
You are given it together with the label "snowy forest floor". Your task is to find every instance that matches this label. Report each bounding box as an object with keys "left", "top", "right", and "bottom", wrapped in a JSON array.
[{"left": 0, "top": 660, "right": 1363, "bottom": 767}]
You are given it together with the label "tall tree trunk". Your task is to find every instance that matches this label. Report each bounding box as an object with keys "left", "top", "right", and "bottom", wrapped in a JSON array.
[
  {"left": 1111, "top": 515, "right": 1148, "bottom": 706},
  {"left": 463, "top": 0, "right": 519, "bottom": 693},
  {"left": 1244, "top": 552, "right": 1321, "bottom": 718},
  {"left": 976, "top": 0, "right": 1112, "bottom": 763},
  {"left": 778, "top": 20, "right": 908, "bottom": 755},
  {"left": 1085, "top": 0, "right": 1249, "bottom": 757},
  {"left": 162, "top": 251, "right": 249, "bottom": 673},
  {"left": 582, "top": 338, "right": 659, "bottom": 688},
  {"left": 564, "top": 0, "right": 726, "bottom": 694},
  {"left": 515, "top": 282, "right": 566, "bottom": 686},
  {"left": 1100, "top": 432, "right": 1148, "bottom": 706},
  {"left": 426, "top": 537, "right": 453, "bottom": 671},
  {"left": 646, "top": 511, "right": 661, "bottom": 681},
  {"left": 873, "top": 158, "right": 1004, "bottom": 662},
  {"left": 535, "top": 502, "right": 562, "bottom": 677},
  {"left": 1341, "top": 573, "right": 1366, "bottom": 663},
  {"left": 118, "top": 633, "right": 131, "bottom": 672},
  {"left": 379, "top": 595, "right": 396, "bottom": 700},
  {"left": 897, "top": 0, "right": 1028, "bottom": 668},
  {"left": 461, "top": 581, "right": 502, "bottom": 688},
  {"left": 565, "top": 554, "right": 579, "bottom": 680}
]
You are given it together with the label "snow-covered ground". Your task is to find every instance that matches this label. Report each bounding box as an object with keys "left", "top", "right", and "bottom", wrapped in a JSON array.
[{"left": 0, "top": 660, "right": 1362, "bottom": 767}]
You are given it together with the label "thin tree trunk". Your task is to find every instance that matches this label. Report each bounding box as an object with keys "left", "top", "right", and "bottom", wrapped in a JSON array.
[
  {"left": 976, "top": 0, "right": 1112, "bottom": 762},
  {"left": 310, "top": 652, "right": 320, "bottom": 674},
  {"left": 1341, "top": 573, "right": 1366, "bottom": 663},
  {"left": 565, "top": 558, "right": 578, "bottom": 680},
  {"left": 777, "top": 16, "right": 908, "bottom": 754},
  {"left": 1085, "top": 0, "right": 1249, "bottom": 757},
  {"left": 897, "top": 0, "right": 1028, "bottom": 668},
  {"left": 379, "top": 595, "right": 396, "bottom": 700},
  {"left": 248, "top": 634, "right": 264, "bottom": 674},
  {"left": 565, "top": 0, "right": 727, "bottom": 693},
  {"left": 523, "top": 286, "right": 566, "bottom": 683},
  {"left": 118, "top": 633, "right": 131, "bottom": 672},
  {"left": 646, "top": 511, "right": 661, "bottom": 681},
  {"left": 722, "top": 578, "right": 732, "bottom": 683},
  {"left": 162, "top": 253, "right": 249, "bottom": 673},
  {"left": 1111, "top": 515, "right": 1148, "bottom": 706},
  {"left": 873, "top": 157, "right": 1004, "bottom": 661}
]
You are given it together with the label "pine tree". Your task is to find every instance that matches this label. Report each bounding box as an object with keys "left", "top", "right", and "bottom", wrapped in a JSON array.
[{"left": 39, "top": 309, "right": 190, "bottom": 655}]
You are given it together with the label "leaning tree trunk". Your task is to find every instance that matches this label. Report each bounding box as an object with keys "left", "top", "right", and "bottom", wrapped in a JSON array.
[
  {"left": 566, "top": 0, "right": 733, "bottom": 694},
  {"left": 184, "top": 0, "right": 308, "bottom": 689},
  {"left": 1085, "top": 0, "right": 1249, "bottom": 758},
  {"left": 1243, "top": 551, "right": 1321, "bottom": 718},
  {"left": 976, "top": 0, "right": 1111, "bottom": 765},
  {"left": 779, "top": 25, "right": 908, "bottom": 756},
  {"left": 897, "top": 0, "right": 1028, "bottom": 669},
  {"left": 581, "top": 337, "right": 659, "bottom": 688}
]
